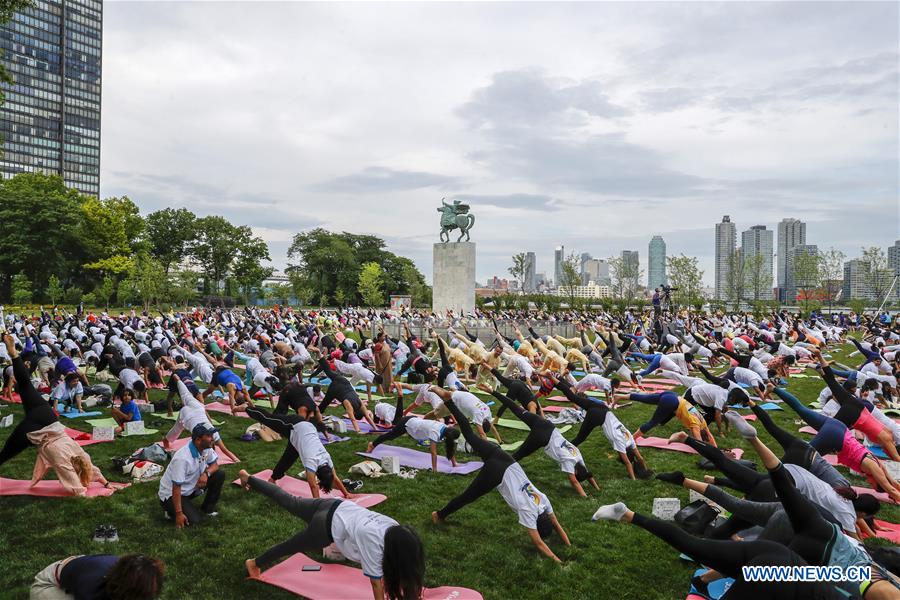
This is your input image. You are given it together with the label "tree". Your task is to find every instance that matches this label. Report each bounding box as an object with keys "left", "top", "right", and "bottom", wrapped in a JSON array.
[
  {"left": 792, "top": 251, "right": 821, "bottom": 312},
  {"left": 358, "top": 262, "right": 385, "bottom": 307},
  {"left": 46, "top": 275, "right": 63, "bottom": 305},
  {"left": 558, "top": 252, "right": 582, "bottom": 307},
  {"left": 609, "top": 255, "right": 643, "bottom": 303},
  {"left": 94, "top": 275, "right": 116, "bottom": 310},
  {"left": 144, "top": 208, "right": 197, "bottom": 274},
  {"left": 508, "top": 253, "right": 527, "bottom": 294},
  {"left": 191, "top": 216, "right": 255, "bottom": 294},
  {"left": 818, "top": 248, "right": 845, "bottom": 312},
  {"left": 231, "top": 228, "right": 273, "bottom": 303},
  {"left": 288, "top": 271, "right": 313, "bottom": 307},
  {"left": 724, "top": 249, "right": 746, "bottom": 310},
  {"left": 743, "top": 253, "right": 772, "bottom": 302},
  {"left": 120, "top": 253, "right": 166, "bottom": 311},
  {"left": 11, "top": 272, "right": 32, "bottom": 305},
  {"left": 666, "top": 254, "right": 704, "bottom": 310},
  {"left": 80, "top": 196, "right": 145, "bottom": 267},
  {"left": 847, "top": 298, "right": 868, "bottom": 316},
  {"left": 860, "top": 246, "right": 892, "bottom": 305},
  {"left": 0, "top": 173, "right": 85, "bottom": 301},
  {"left": 169, "top": 270, "right": 199, "bottom": 309}
]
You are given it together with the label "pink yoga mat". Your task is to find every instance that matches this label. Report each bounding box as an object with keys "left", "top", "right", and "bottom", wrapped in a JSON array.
[
  {"left": 257, "top": 553, "right": 483, "bottom": 600},
  {"left": 542, "top": 405, "right": 566, "bottom": 413},
  {"left": 358, "top": 444, "right": 483, "bottom": 474},
  {"left": 204, "top": 401, "right": 251, "bottom": 417},
  {"left": 0, "top": 478, "right": 129, "bottom": 497},
  {"left": 166, "top": 437, "right": 238, "bottom": 465},
  {"left": 634, "top": 436, "right": 744, "bottom": 459},
  {"left": 852, "top": 486, "right": 897, "bottom": 504},
  {"left": 872, "top": 520, "right": 900, "bottom": 543},
  {"left": 4, "top": 392, "right": 22, "bottom": 404},
  {"left": 799, "top": 426, "right": 818, "bottom": 435},
  {"left": 64, "top": 426, "right": 111, "bottom": 446},
  {"left": 233, "top": 469, "right": 386, "bottom": 508}
]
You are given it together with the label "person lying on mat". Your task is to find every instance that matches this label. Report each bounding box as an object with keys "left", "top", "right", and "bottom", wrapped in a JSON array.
[
  {"left": 431, "top": 397, "right": 571, "bottom": 562},
  {"left": 31, "top": 554, "right": 165, "bottom": 600},
  {"left": 238, "top": 469, "right": 425, "bottom": 600},
  {"left": 110, "top": 387, "right": 142, "bottom": 435},
  {"left": 158, "top": 423, "right": 225, "bottom": 528},
  {"left": 244, "top": 405, "right": 353, "bottom": 499},
  {"left": 366, "top": 387, "right": 459, "bottom": 473}
]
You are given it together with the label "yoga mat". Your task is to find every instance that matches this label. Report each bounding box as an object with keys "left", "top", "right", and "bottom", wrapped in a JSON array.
[
  {"left": 358, "top": 444, "right": 483, "bottom": 474},
  {"left": 204, "top": 402, "right": 252, "bottom": 418},
  {"left": 234, "top": 469, "right": 386, "bottom": 508},
  {"left": 59, "top": 409, "right": 102, "bottom": 419},
  {"left": 4, "top": 392, "right": 22, "bottom": 403},
  {"left": 63, "top": 426, "right": 110, "bottom": 446},
  {"left": 485, "top": 437, "right": 524, "bottom": 452},
  {"left": 686, "top": 569, "right": 732, "bottom": 600},
  {"left": 321, "top": 433, "right": 350, "bottom": 445},
  {"left": 165, "top": 437, "right": 238, "bottom": 465},
  {"left": 84, "top": 418, "right": 158, "bottom": 436},
  {"left": 799, "top": 425, "right": 818, "bottom": 435},
  {"left": 867, "top": 445, "right": 890, "bottom": 460},
  {"left": 542, "top": 405, "right": 567, "bottom": 413},
  {"left": 729, "top": 403, "right": 782, "bottom": 411},
  {"left": 635, "top": 436, "right": 744, "bottom": 459},
  {"left": 340, "top": 418, "right": 387, "bottom": 434},
  {"left": 852, "top": 485, "right": 897, "bottom": 504},
  {"left": 872, "top": 520, "right": 900, "bottom": 543},
  {"left": 496, "top": 418, "right": 571, "bottom": 434},
  {"left": 0, "top": 478, "right": 130, "bottom": 497},
  {"left": 156, "top": 413, "right": 224, "bottom": 426},
  {"left": 256, "top": 553, "right": 483, "bottom": 600}
]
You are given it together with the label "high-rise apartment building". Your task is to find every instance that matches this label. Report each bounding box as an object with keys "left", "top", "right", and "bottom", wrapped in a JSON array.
[
  {"left": 741, "top": 225, "right": 773, "bottom": 299},
  {"left": 715, "top": 215, "right": 736, "bottom": 299},
  {"left": 648, "top": 235, "right": 666, "bottom": 289}
]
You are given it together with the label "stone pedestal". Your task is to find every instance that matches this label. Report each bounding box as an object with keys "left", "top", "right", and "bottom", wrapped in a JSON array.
[{"left": 433, "top": 242, "right": 475, "bottom": 315}]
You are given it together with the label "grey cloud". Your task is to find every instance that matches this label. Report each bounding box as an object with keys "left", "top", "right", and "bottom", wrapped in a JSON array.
[
  {"left": 451, "top": 193, "right": 561, "bottom": 211},
  {"left": 311, "top": 167, "right": 461, "bottom": 193}
]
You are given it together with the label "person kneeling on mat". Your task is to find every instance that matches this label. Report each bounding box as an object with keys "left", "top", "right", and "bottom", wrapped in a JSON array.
[
  {"left": 158, "top": 423, "right": 225, "bottom": 528},
  {"left": 31, "top": 554, "right": 164, "bottom": 600},
  {"left": 238, "top": 469, "right": 425, "bottom": 600}
]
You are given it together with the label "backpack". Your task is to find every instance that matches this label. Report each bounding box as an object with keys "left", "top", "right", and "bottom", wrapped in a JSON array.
[{"left": 674, "top": 500, "right": 720, "bottom": 535}]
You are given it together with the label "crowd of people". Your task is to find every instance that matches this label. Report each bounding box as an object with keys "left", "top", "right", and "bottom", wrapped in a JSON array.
[{"left": 1, "top": 302, "right": 899, "bottom": 599}]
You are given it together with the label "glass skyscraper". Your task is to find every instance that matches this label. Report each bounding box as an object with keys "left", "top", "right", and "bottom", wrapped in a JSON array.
[
  {"left": 648, "top": 235, "right": 666, "bottom": 289},
  {"left": 0, "top": 0, "right": 102, "bottom": 196}
]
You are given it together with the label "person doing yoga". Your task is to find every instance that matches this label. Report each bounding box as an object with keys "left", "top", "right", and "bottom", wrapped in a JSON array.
[
  {"left": 627, "top": 390, "right": 717, "bottom": 446},
  {"left": 365, "top": 388, "right": 459, "bottom": 472},
  {"left": 430, "top": 397, "right": 571, "bottom": 562},
  {"left": 238, "top": 470, "right": 425, "bottom": 600}
]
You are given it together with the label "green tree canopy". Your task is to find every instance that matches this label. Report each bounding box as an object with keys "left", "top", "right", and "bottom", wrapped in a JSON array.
[{"left": 145, "top": 207, "right": 197, "bottom": 274}]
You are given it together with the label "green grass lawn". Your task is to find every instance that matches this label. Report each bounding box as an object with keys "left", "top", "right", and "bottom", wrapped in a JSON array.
[{"left": 1, "top": 339, "right": 898, "bottom": 599}]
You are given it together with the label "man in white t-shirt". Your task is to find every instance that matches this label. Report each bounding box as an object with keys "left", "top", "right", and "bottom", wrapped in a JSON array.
[{"left": 158, "top": 423, "right": 224, "bottom": 528}]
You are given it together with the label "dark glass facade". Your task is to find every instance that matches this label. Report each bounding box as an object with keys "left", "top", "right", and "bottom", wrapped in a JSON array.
[{"left": 0, "top": 0, "right": 101, "bottom": 196}]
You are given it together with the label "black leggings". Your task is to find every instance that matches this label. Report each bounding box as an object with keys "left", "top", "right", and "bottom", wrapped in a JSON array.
[
  {"left": 0, "top": 357, "right": 58, "bottom": 465},
  {"left": 249, "top": 476, "right": 341, "bottom": 570},
  {"left": 490, "top": 391, "right": 553, "bottom": 460},
  {"left": 436, "top": 400, "right": 513, "bottom": 520},
  {"left": 555, "top": 380, "right": 610, "bottom": 446},
  {"left": 630, "top": 512, "right": 842, "bottom": 600},
  {"left": 246, "top": 407, "right": 305, "bottom": 480}
]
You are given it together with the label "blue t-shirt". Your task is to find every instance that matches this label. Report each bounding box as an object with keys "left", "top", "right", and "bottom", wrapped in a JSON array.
[
  {"left": 120, "top": 398, "right": 142, "bottom": 422},
  {"left": 56, "top": 356, "right": 78, "bottom": 375},
  {"left": 215, "top": 369, "right": 243, "bottom": 390},
  {"left": 59, "top": 554, "right": 119, "bottom": 600}
]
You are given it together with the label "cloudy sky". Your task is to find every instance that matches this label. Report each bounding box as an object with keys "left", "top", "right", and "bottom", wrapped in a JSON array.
[{"left": 101, "top": 1, "right": 899, "bottom": 286}]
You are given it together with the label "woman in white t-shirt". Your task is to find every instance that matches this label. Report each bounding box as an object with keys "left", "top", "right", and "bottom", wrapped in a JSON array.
[
  {"left": 431, "top": 397, "right": 571, "bottom": 562},
  {"left": 238, "top": 470, "right": 425, "bottom": 600},
  {"left": 366, "top": 389, "right": 460, "bottom": 472}
]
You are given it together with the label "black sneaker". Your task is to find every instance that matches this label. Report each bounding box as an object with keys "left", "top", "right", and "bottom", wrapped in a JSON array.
[
  {"left": 346, "top": 480, "right": 363, "bottom": 492},
  {"left": 104, "top": 525, "right": 119, "bottom": 542}
]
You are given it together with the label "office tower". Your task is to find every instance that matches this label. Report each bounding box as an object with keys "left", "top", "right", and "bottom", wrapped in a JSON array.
[
  {"left": 0, "top": 0, "right": 103, "bottom": 196},
  {"left": 715, "top": 215, "right": 736, "bottom": 299},
  {"left": 648, "top": 235, "right": 666, "bottom": 289},
  {"left": 582, "top": 258, "right": 609, "bottom": 286},
  {"left": 554, "top": 245, "right": 564, "bottom": 286},
  {"left": 741, "top": 225, "right": 773, "bottom": 299},
  {"left": 523, "top": 251, "right": 536, "bottom": 292},
  {"left": 776, "top": 218, "right": 806, "bottom": 301}
]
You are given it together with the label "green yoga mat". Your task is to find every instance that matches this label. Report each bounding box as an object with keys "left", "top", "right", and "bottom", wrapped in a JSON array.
[
  {"left": 155, "top": 413, "right": 224, "bottom": 426},
  {"left": 790, "top": 373, "right": 813, "bottom": 379},
  {"left": 84, "top": 418, "right": 159, "bottom": 436},
  {"left": 496, "top": 418, "right": 571, "bottom": 434}
]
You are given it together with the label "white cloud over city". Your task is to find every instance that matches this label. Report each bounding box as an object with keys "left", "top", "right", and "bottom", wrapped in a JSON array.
[{"left": 101, "top": 1, "right": 899, "bottom": 285}]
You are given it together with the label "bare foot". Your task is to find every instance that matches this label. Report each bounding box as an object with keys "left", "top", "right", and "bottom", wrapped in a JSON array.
[
  {"left": 238, "top": 469, "right": 251, "bottom": 490},
  {"left": 366, "top": 442, "right": 374, "bottom": 453},
  {"left": 431, "top": 511, "right": 442, "bottom": 524},
  {"left": 703, "top": 475, "right": 716, "bottom": 484},
  {"left": 245, "top": 558, "right": 261, "bottom": 578},
  {"left": 668, "top": 431, "right": 688, "bottom": 444}
]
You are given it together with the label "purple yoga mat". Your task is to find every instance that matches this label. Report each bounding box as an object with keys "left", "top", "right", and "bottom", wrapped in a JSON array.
[
  {"left": 358, "top": 444, "right": 483, "bottom": 474},
  {"left": 320, "top": 433, "right": 350, "bottom": 444},
  {"left": 340, "top": 418, "right": 389, "bottom": 434}
]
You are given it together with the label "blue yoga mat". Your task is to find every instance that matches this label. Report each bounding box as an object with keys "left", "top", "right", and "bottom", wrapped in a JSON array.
[
  {"left": 59, "top": 409, "right": 103, "bottom": 419},
  {"left": 730, "top": 402, "right": 783, "bottom": 411},
  {"left": 868, "top": 445, "right": 889, "bottom": 460},
  {"left": 688, "top": 568, "right": 733, "bottom": 599}
]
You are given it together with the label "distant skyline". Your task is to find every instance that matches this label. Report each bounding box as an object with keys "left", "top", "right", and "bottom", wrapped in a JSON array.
[{"left": 100, "top": 2, "right": 899, "bottom": 285}]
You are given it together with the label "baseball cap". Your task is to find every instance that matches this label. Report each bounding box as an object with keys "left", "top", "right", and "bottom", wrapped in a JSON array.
[{"left": 191, "top": 423, "right": 219, "bottom": 438}]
